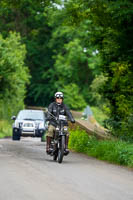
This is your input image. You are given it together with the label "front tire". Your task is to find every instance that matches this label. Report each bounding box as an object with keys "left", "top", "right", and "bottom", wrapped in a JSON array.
[
  {"left": 58, "top": 136, "right": 65, "bottom": 163},
  {"left": 12, "top": 131, "right": 20, "bottom": 141}
]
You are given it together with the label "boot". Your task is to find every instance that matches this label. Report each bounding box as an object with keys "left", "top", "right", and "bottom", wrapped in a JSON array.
[{"left": 46, "top": 136, "right": 52, "bottom": 154}]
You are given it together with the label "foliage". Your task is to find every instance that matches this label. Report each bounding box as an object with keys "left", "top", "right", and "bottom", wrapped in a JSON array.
[
  {"left": 69, "top": 128, "right": 133, "bottom": 167},
  {"left": 62, "top": 83, "right": 87, "bottom": 111},
  {"left": 0, "top": 32, "right": 30, "bottom": 119},
  {"left": 91, "top": 106, "right": 108, "bottom": 126},
  {"left": 89, "top": 74, "right": 108, "bottom": 106},
  {"left": 0, "top": 0, "right": 60, "bottom": 107},
  {"left": 63, "top": 0, "right": 133, "bottom": 139},
  {"left": 0, "top": 0, "right": 104, "bottom": 109},
  {"left": 90, "top": 1, "right": 133, "bottom": 138},
  {"left": 69, "top": 128, "right": 90, "bottom": 153},
  {"left": 48, "top": 6, "right": 102, "bottom": 105},
  {"left": 0, "top": 120, "right": 12, "bottom": 138}
]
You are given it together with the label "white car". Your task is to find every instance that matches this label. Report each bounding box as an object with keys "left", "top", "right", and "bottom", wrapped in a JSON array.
[{"left": 11, "top": 109, "right": 46, "bottom": 141}]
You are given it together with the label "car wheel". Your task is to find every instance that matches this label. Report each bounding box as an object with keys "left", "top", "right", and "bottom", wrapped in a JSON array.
[{"left": 12, "top": 130, "right": 21, "bottom": 141}]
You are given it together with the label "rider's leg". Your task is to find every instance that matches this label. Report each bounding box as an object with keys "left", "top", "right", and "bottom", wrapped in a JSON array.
[
  {"left": 46, "top": 136, "right": 52, "bottom": 153},
  {"left": 46, "top": 125, "right": 55, "bottom": 153}
]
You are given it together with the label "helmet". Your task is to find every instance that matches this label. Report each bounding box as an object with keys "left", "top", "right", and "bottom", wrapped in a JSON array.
[{"left": 55, "top": 92, "right": 64, "bottom": 99}]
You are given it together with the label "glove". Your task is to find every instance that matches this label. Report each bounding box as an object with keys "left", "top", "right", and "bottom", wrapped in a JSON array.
[{"left": 71, "top": 119, "right": 75, "bottom": 123}]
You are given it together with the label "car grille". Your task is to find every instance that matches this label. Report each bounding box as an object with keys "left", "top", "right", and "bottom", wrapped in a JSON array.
[{"left": 23, "top": 123, "right": 34, "bottom": 127}]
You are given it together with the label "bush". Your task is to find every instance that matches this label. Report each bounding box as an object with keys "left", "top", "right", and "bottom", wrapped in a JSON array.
[
  {"left": 105, "top": 115, "right": 133, "bottom": 142},
  {"left": 69, "top": 128, "right": 133, "bottom": 167},
  {"left": 69, "top": 128, "right": 90, "bottom": 153},
  {"left": 0, "top": 120, "right": 12, "bottom": 138}
]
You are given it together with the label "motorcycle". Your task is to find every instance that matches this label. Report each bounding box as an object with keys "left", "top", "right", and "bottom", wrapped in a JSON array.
[{"left": 47, "top": 113, "right": 69, "bottom": 163}]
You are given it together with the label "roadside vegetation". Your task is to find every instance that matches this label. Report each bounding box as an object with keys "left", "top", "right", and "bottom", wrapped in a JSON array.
[
  {"left": 69, "top": 128, "right": 133, "bottom": 168},
  {"left": 0, "top": 120, "right": 12, "bottom": 139},
  {"left": 0, "top": 32, "right": 29, "bottom": 139},
  {"left": 90, "top": 106, "right": 108, "bottom": 127}
]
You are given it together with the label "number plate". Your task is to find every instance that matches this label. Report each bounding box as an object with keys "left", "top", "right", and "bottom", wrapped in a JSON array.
[{"left": 59, "top": 115, "right": 66, "bottom": 120}]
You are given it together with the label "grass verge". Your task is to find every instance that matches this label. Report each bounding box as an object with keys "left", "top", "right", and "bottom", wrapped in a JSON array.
[
  {"left": 0, "top": 120, "right": 12, "bottom": 138},
  {"left": 69, "top": 128, "right": 133, "bottom": 168}
]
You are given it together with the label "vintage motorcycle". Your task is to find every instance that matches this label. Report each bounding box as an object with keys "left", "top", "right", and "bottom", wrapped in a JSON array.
[{"left": 47, "top": 113, "right": 69, "bottom": 163}]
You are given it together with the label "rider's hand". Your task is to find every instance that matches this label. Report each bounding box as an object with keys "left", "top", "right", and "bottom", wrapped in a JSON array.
[{"left": 71, "top": 119, "right": 75, "bottom": 123}]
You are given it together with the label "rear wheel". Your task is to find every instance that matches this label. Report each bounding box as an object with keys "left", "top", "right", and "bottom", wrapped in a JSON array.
[{"left": 58, "top": 136, "right": 65, "bottom": 163}]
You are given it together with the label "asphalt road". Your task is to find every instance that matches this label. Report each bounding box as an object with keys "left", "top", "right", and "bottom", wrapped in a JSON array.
[{"left": 0, "top": 138, "right": 133, "bottom": 200}]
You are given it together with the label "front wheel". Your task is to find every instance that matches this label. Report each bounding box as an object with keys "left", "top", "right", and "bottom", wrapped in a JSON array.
[
  {"left": 12, "top": 131, "right": 20, "bottom": 141},
  {"left": 58, "top": 136, "right": 65, "bottom": 163}
]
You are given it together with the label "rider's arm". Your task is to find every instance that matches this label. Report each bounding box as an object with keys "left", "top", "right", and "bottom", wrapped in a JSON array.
[
  {"left": 46, "top": 103, "right": 53, "bottom": 121},
  {"left": 64, "top": 104, "right": 75, "bottom": 123}
]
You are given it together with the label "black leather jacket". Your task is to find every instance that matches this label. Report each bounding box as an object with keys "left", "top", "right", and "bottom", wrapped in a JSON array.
[{"left": 47, "top": 102, "right": 75, "bottom": 127}]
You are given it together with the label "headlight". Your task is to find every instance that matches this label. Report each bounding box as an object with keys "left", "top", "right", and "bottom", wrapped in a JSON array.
[
  {"left": 64, "top": 127, "right": 68, "bottom": 131},
  {"left": 15, "top": 121, "right": 19, "bottom": 128},
  {"left": 56, "top": 127, "right": 59, "bottom": 131},
  {"left": 39, "top": 122, "right": 44, "bottom": 129}
]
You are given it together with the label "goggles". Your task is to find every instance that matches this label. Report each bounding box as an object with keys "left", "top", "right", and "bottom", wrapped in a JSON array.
[
  {"left": 56, "top": 94, "right": 63, "bottom": 99},
  {"left": 56, "top": 97, "right": 63, "bottom": 99}
]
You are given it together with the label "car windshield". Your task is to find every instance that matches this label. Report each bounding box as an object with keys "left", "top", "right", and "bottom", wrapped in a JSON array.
[{"left": 17, "top": 110, "right": 44, "bottom": 121}]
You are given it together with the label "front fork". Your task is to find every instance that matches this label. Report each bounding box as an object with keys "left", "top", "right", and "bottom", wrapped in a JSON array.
[{"left": 58, "top": 134, "right": 67, "bottom": 150}]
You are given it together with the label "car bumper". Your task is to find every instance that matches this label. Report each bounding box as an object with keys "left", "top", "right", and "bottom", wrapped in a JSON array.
[
  {"left": 13, "top": 128, "right": 45, "bottom": 137},
  {"left": 35, "top": 129, "right": 45, "bottom": 137}
]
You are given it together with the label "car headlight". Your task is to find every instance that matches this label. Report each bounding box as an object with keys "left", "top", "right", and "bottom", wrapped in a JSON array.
[
  {"left": 14, "top": 121, "right": 20, "bottom": 128},
  {"left": 39, "top": 122, "right": 44, "bottom": 129}
]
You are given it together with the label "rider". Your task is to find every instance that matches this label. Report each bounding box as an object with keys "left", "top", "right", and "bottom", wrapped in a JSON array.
[{"left": 46, "top": 92, "right": 75, "bottom": 154}]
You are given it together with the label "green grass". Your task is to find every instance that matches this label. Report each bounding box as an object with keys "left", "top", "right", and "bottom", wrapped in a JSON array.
[
  {"left": 0, "top": 120, "right": 12, "bottom": 138},
  {"left": 69, "top": 128, "right": 133, "bottom": 167}
]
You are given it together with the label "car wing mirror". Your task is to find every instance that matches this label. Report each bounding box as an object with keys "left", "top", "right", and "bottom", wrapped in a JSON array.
[{"left": 11, "top": 116, "right": 16, "bottom": 120}]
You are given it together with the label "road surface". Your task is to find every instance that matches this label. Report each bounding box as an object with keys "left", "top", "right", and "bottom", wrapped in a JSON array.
[{"left": 0, "top": 138, "right": 133, "bottom": 200}]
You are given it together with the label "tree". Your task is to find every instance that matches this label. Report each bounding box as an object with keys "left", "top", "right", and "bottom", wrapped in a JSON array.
[
  {"left": 62, "top": 83, "right": 87, "bottom": 110},
  {"left": 63, "top": 0, "right": 133, "bottom": 138},
  {"left": 0, "top": 0, "right": 60, "bottom": 107},
  {"left": 47, "top": 5, "right": 101, "bottom": 106},
  {"left": 0, "top": 32, "right": 30, "bottom": 119}
]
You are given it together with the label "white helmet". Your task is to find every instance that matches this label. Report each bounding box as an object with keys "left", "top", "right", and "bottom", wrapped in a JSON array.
[{"left": 55, "top": 92, "right": 64, "bottom": 99}]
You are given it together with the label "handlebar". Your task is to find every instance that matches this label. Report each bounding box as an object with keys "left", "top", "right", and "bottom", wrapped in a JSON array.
[{"left": 47, "top": 111, "right": 75, "bottom": 123}]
